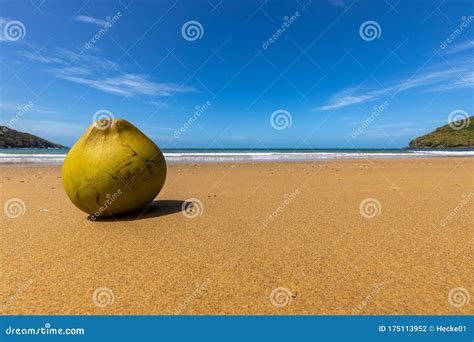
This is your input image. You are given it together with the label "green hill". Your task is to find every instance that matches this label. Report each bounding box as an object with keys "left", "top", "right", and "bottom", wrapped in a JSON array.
[
  {"left": 0, "top": 126, "right": 66, "bottom": 148},
  {"left": 409, "top": 116, "right": 473, "bottom": 149}
]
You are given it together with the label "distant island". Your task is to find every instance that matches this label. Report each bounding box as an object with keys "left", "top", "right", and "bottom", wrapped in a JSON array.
[
  {"left": 0, "top": 126, "right": 66, "bottom": 149},
  {"left": 409, "top": 116, "right": 473, "bottom": 149}
]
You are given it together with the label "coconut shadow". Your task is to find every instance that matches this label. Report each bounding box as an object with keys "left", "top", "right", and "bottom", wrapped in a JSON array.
[{"left": 89, "top": 200, "right": 186, "bottom": 222}]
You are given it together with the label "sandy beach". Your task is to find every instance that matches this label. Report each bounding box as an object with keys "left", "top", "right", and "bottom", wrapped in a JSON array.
[{"left": 1, "top": 158, "right": 472, "bottom": 315}]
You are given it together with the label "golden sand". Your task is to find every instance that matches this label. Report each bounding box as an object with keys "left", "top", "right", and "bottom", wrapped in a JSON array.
[{"left": 1, "top": 158, "right": 473, "bottom": 315}]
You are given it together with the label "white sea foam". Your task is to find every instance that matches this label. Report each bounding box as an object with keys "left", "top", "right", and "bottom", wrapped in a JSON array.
[
  {"left": 0, "top": 150, "right": 473, "bottom": 164},
  {"left": 0, "top": 153, "right": 67, "bottom": 164}
]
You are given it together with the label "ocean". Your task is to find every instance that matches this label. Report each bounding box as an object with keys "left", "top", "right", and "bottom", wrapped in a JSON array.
[{"left": 1, "top": 148, "right": 473, "bottom": 164}]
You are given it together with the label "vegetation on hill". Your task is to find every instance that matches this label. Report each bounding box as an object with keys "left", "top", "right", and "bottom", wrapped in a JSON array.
[
  {"left": 0, "top": 126, "right": 66, "bottom": 148},
  {"left": 408, "top": 117, "right": 473, "bottom": 149}
]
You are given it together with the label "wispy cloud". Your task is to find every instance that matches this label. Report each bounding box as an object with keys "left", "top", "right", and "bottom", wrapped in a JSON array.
[
  {"left": 18, "top": 47, "right": 196, "bottom": 98},
  {"left": 396, "top": 68, "right": 463, "bottom": 91},
  {"left": 72, "top": 15, "right": 107, "bottom": 27},
  {"left": 371, "top": 119, "right": 445, "bottom": 130},
  {"left": 55, "top": 47, "right": 119, "bottom": 70},
  {"left": 148, "top": 100, "right": 170, "bottom": 108},
  {"left": 52, "top": 71, "right": 194, "bottom": 97},
  {"left": 319, "top": 55, "right": 473, "bottom": 111},
  {"left": 17, "top": 51, "right": 63, "bottom": 64},
  {"left": 318, "top": 91, "right": 376, "bottom": 111},
  {"left": 357, "top": 119, "right": 447, "bottom": 139},
  {"left": 425, "top": 71, "right": 474, "bottom": 92},
  {"left": 19, "top": 47, "right": 118, "bottom": 70},
  {"left": 442, "top": 40, "right": 474, "bottom": 55}
]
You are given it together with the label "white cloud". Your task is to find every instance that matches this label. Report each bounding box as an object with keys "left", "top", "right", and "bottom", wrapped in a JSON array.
[
  {"left": 72, "top": 15, "right": 107, "bottom": 27},
  {"left": 148, "top": 100, "right": 169, "bottom": 108},
  {"left": 318, "top": 91, "right": 375, "bottom": 111},
  {"left": 318, "top": 62, "right": 473, "bottom": 111},
  {"left": 17, "top": 51, "right": 63, "bottom": 64},
  {"left": 18, "top": 47, "right": 195, "bottom": 98},
  {"left": 319, "top": 41, "right": 474, "bottom": 111},
  {"left": 19, "top": 47, "right": 119, "bottom": 71},
  {"left": 442, "top": 40, "right": 474, "bottom": 55},
  {"left": 46, "top": 66, "right": 92, "bottom": 76},
  {"left": 55, "top": 48, "right": 119, "bottom": 71},
  {"left": 50, "top": 71, "right": 194, "bottom": 97},
  {"left": 396, "top": 69, "right": 456, "bottom": 91},
  {"left": 424, "top": 71, "right": 474, "bottom": 92}
]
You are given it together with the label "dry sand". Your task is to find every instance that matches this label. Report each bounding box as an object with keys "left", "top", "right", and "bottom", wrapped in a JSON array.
[{"left": 1, "top": 158, "right": 473, "bottom": 315}]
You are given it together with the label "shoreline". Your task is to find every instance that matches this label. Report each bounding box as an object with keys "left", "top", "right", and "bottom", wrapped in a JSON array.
[
  {"left": 1, "top": 155, "right": 474, "bottom": 166},
  {"left": 1, "top": 151, "right": 474, "bottom": 165}
]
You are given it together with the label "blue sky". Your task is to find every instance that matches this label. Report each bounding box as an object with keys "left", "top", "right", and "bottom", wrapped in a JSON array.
[{"left": 0, "top": 0, "right": 473, "bottom": 148}]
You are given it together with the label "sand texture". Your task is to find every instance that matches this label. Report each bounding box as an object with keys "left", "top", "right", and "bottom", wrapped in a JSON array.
[{"left": 1, "top": 158, "right": 473, "bottom": 315}]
